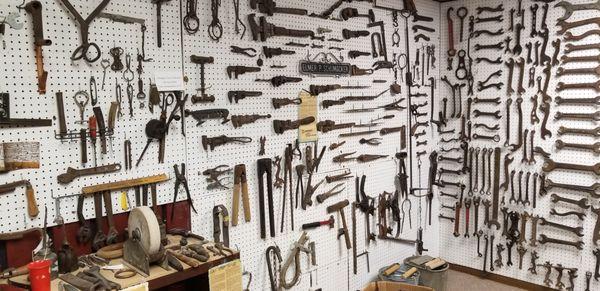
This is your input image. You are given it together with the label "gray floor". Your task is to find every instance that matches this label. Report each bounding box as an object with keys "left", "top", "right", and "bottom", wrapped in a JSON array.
[{"left": 445, "top": 270, "right": 528, "bottom": 291}]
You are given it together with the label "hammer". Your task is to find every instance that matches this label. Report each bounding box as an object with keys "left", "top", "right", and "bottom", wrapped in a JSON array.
[
  {"left": 327, "top": 199, "right": 351, "bottom": 249},
  {"left": 302, "top": 215, "right": 334, "bottom": 230}
]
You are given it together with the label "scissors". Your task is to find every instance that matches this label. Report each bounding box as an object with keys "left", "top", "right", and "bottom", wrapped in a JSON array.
[
  {"left": 159, "top": 92, "right": 174, "bottom": 113},
  {"left": 60, "top": 0, "right": 109, "bottom": 63}
]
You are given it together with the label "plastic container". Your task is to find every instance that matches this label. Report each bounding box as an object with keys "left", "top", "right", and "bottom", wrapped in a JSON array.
[
  {"left": 28, "top": 259, "right": 51, "bottom": 291},
  {"left": 405, "top": 256, "right": 449, "bottom": 291}
]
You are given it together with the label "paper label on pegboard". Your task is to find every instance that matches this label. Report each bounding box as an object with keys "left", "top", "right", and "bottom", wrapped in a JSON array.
[{"left": 298, "top": 90, "right": 317, "bottom": 143}]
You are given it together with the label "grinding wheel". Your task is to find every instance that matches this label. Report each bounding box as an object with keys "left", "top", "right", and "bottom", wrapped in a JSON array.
[{"left": 128, "top": 206, "right": 161, "bottom": 255}]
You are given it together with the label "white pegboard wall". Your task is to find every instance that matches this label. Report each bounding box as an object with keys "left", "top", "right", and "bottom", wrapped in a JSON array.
[
  {"left": 437, "top": 0, "right": 598, "bottom": 290},
  {"left": 0, "top": 0, "right": 185, "bottom": 231},
  {"left": 0, "top": 0, "right": 442, "bottom": 290}
]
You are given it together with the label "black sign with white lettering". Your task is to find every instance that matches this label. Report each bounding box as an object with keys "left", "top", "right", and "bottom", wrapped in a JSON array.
[{"left": 299, "top": 61, "right": 351, "bottom": 76}]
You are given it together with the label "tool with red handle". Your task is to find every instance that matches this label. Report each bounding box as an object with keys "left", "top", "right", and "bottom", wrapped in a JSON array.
[
  {"left": 88, "top": 116, "right": 97, "bottom": 166},
  {"left": 301, "top": 215, "right": 335, "bottom": 230}
]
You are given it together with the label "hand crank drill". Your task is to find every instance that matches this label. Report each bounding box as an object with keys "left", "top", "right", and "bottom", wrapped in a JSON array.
[{"left": 152, "top": 0, "right": 172, "bottom": 48}]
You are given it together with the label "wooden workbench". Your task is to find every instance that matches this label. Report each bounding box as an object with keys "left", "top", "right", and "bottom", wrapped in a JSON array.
[{"left": 6, "top": 235, "right": 239, "bottom": 290}]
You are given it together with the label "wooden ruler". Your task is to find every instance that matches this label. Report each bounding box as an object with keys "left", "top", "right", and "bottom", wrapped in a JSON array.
[{"left": 82, "top": 174, "right": 169, "bottom": 195}]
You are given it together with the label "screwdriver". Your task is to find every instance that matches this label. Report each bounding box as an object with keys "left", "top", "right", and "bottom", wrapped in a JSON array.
[{"left": 88, "top": 116, "right": 98, "bottom": 167}]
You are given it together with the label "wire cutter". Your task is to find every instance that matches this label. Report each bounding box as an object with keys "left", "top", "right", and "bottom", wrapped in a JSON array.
[
  {"left": 230, "top": 46, "right": 257, "bottom": 57},
  {"left": 172, "top": 163, "right": 197, "bottom": 220}
]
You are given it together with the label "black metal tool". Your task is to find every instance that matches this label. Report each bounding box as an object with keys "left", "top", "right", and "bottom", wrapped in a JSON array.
[
  {"left": 171, "top": 163, "right": 197, "bottom": 221},
  {"left": 59, "top": 0, "right": 109, "bottom": 62},
  {"left": 151, "top": 0, "right": 172, "bottom": 47}
]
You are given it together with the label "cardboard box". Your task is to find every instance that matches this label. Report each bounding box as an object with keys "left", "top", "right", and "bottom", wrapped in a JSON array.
[{"left": 363, "top": 281, "right": 434, "bottom": 291}]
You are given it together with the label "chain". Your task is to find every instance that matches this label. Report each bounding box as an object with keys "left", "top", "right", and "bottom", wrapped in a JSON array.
[{"left": 208, "top": 0, "right": 223, "bottom": 41}]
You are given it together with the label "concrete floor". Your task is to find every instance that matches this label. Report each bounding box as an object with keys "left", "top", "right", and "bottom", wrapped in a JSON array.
[{"left": 445, "top": 270, "right": 528, "bottom": 291}]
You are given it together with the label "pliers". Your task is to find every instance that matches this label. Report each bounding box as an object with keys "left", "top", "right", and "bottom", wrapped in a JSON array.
[
  {"left": 323, "top": 183, "right": 345, "bottom": 196},
  {"left": 333, "top": 152, "right": 356, "bottom": 163},
  {"left": 172, "top": 163, "right": 197, "bottom": 220},
  {"left": 230, "top": 46, "right": 257, "bottom": 57}
]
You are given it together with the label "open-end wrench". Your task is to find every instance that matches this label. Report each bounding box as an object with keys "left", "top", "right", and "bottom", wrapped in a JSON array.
[
  {"left": 524, "top": 172, "right": 531, "bottom": 205},
  {"left": 516, "top": 57, "right": 526, "bottom": 95},
  {"left": 457, "top": 7, "right": 468, "bottom": 42},
  {"left": 511, "top": 97, "right": 524, "bottom": 151},
  {"left": 555, "top": 111, "right": 600, "bottom": 121},
  {"left": 473, "top": 197, "right": 480, "bottom": 235},
  {"left": 558, "top": 126, "right": 600, "bottom": 137},
  {"left": 557, "top": 17, "right": 600, "bottom": 35},
  {"left": 522, "top": 130, "right": 529, "bottom": 164},
  {"left": 518, "top": 212, "right": 530, "bottom": 245},
  {"left": 486, "top": 149, "right": 492, "bottom": 196},
  {"left": 539, "top": 101, "right": 552, "bottom": 140},
  {"left": 480, "top": 148, "right": 487, "bottom": 195},
  {"left": 539, "top": 30, "right": 552, "bottom": 65},
  {"left": 473, "top": 148, "right": 480, "bottom": 192},
  {"left": 453, "top": 201, "right": 462, "bottom": 237},
  {"left": 530, "top": 215, "right": 540, "bottom": 247},
  {"left": 473, "top": 110, "right": 501, "bottom": 119},
  {"left": 555, "top": 0, "right": 600, "bottom": 22},
  {"left": 505, "top": 99, "right": 512, "bottom": 147},
  {"left": 556, "top": 81, "right": 600, "bottom": 92},
  {"left": 556, "top": 140, "right": 600, "bottom": 154},
  {"left": 529, "top": 131, "right": 536, "bottom": 165},
  {"left": 543, "top": 159, "right": 600, "bottom": 175},
  {"left": 513, "top": 23, "right": 524, "bottom": 55},
  {"left": 545, "top": 177, "right": 600, "bottom": 197},
  {"left": 447, "top": 8, "right": 456, "bottom": 57},
  {"left": 540, "top": 217, "right": 584, "bottom": 237},
  {"left": 505, "top": 58, "right": 515, "bottom": 96},
  {"left": 538, "top": 234, "right": 584, "bottom": 250},
  {"left": 564, "top": 43, "right": 600, "bottom": 53},
  {"left": 556, "top": 66, "right": 600, "bottom": 77},
  {"left": 564, "top": 29, "right": 600, "bottom": 41},
  {"left": 464, "top": 198, "right": 471, "bottom": 238},
  {"left": 550, "top": 193, "right": 591, "bottom": 209},
  {"left": 482, "top": 199, "right": 491, "bottom": 227},
  {"left": 555, "top": 95, "right": 600, "bottom": 105},
  {"left": 500, "top": 154, "right": 513, "bottom": 192},
  {"left": 509, "top": 170, "right": 517, "bottom": 204},
  {"left": 530, "top": 4, "right": 539, "bottom": 37}
]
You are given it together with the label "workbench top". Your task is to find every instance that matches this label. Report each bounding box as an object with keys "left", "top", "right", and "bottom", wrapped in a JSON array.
[{"left": 6, "top": 235, "right": 239, "bottom": 290}]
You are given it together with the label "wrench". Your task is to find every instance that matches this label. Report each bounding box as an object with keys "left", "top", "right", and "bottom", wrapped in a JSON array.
[
  {"left": 102, "top": 191, "right": 118, "bottom": 244},
  {"left": 92, "top": 193, "right": 106, "bottom": 251},
  {"left": 539, "top": 217, "right": 584, "bottom": 236},
  {"left": 550, "top": 193, "right": 591, "bottom": 209},
  {"left": 556, "top": 140, "right": 600, "bottom": 154},
  {"left": 505, "top": 59, "right": 515, "bottom": 95},
  {"left": 538, "top": 234, "right": 584, "bottom": 250},
  {"left": 555, "top": 0, "right": 600, "bottom": 22},
  {"left": 543, "top": 159, "right": 600, "bottom": 175}
]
